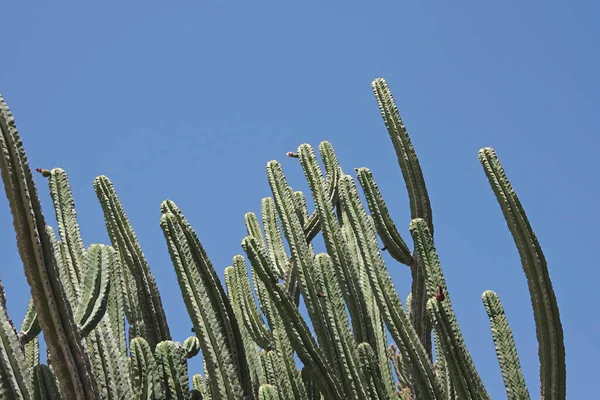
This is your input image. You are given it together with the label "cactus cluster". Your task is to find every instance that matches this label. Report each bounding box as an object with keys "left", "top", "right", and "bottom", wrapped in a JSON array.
[{"left": 0, "top": 78, "right": 565, "bottom": 399}]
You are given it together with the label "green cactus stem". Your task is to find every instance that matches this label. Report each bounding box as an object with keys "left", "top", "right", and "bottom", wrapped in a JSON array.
[
  {"left": 0, "top": 277, "right": 32, "bottom": 399},
  {"left": 0, "top": 93, "right": 100, "bottom": 400},
  {"left": 482, "top": 290, "right": 531, "bottom": 400},
  {"left": 355, "top": 168, "right": 413, "bottom": 266},
  {"left": 160, "top": 200, "right": 252, "bottom": 400},
  {"left": 94, "top": 175, "right": 171, "bottom": 349},
  {"left": 479, "top": 147, "right": 565, "bottom": 400}
]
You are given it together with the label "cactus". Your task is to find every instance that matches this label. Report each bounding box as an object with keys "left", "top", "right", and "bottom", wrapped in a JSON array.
[{"left": 0, "top": 77, "right": 565, "bottom": 400}]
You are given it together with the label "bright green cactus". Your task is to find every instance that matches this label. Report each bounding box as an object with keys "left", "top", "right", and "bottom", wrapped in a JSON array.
[{"left": 0, "top": 76, "right": 565, "bottom": 400}]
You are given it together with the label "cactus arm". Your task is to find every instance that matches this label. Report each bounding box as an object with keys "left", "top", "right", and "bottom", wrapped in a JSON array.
[
  {"left": 48, "top": 168, "right": 85, "bottom": 281},
  {"left": 242, "top": 235, "right": 344, "bottom": 400},
  {"left": 74, "top": 244, "right": 112, "bottom": 336},
  {"left": 93, "top": 176, "right": 171, "bottom": 348},
  {"left": 160, "top": 202, "right": 252, "bottom": 400},
  {"left": 0, "top": 277, "right": 32, "bottom": 399},
  {"left": 370, "top": 78, "right": 433, "bottom": 235},
  {"left": 337, "top": 174, "right": 443, "bottom": 400},
  {"left": 410, "top": 218, "right": 490, "bottom": 399},
  {"left": 482, "top": 290, "right": 531, "bottom": 400},
  {"left": 245, "top": 212, "right": 285, "bottom": 280},
  {"left": 130, "top": 337, "right": 154, "bottom": 400},
  {"left": 479, "top": 147, "right": 565, "bottom": 400},
  {"left": 32, "top": 364, "right": 62, "bottom": 400},
  {"left": 264, "top": 350, "right": 295, "bottom": 399},
  {"left": 105, "top": 254, "right": 127, "bottom": 356},
  {"left": 315, "top": 253, "right": 368, "bottom": 399},
  {"left": 261, "top": 198, "right": 291, "bottom": 280},
  {"left": 183, "top": 336, "right": 201, "bottom": 359},
  {"left": 160, "top": 212, "right": 236, "bottom": 399},
  {"left": 356, "top": 168, "right": 413, "bottom": 266},
  {"left": 0, "top": 93, "right": 100, "bottom": 399},
  {"left": 230, "top": 256, "right": 273, "bottom": 349},
  {"left": 357, "top": 342, "right": 391, "bottom": 400},
  {"left": 298, "top": 144, "right": 376, "bottom": 348},
  {"left": 151, "top": 341, "right": 190, "bottom": 400},
  {"left": 258, "top": 384, "right": 279, "bottom": 400},
  {"left": 18, "top": 298, "right": 41, "bottom": 346},
  {"left": 24, "top": 337, "right": 40, "bottom": 372},
  {"left": 224, "top": 265, "right": 265, "bottom": 394},
  {"left": 265, "top": 161, "right": 340, "bottom": 365},
  {"left": 191, "top": 374, "right": 207, "bottom": 400}
]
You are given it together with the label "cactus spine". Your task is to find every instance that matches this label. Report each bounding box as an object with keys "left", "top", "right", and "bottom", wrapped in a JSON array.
[{"left": 0, "top": 77, "right": 565, "bottom": 400}]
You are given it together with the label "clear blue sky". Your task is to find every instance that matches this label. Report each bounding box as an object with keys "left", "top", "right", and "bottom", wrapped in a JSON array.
[{"left": 1, "top": 1, "right": 598, "bottom": 398}]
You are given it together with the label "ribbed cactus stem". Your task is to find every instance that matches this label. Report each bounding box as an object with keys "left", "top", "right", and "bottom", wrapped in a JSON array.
[
  {"left": 160, "top": 200, "right": 252, "bottom": 400},
  {"left": 355, "top": 168, "right": 413, "bottom": 266},
  {"left": 151, "top": 341, "right": 190, "bottom": 400},
  {"left": 479, "top": 147, "right": 565, "bottom": 400},
  {"left": 337, "top": 173, "right": 443, "bottom": 399},
  {"left": 482, "top": 290, "right": 531, "bottom": 400},
  {"left": 74, "top": 244, "right": 113, "bottom": 336},
  {"left": 242, "top": 235, "right": 344, "bottom": 400},
  {"left": 93, "top": 175, "right": 171, "bottom": 348},
  {"left": 0, "top": 93, "right": 100, "bottom": 400},
  {"left": 130, "top": 337, "right": 154, "bottom": 400},
  {"left": 0, "top": 277, "right": 32, "bottom": 399}
]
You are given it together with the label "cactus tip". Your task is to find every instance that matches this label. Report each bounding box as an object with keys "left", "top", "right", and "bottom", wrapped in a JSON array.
[{"left": 286, "top": 151, "right": 299, "bottom": 158}]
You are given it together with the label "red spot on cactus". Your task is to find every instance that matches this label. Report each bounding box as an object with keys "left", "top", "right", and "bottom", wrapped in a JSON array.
[
  {"left": 35, "top": 168, "right": 51, "bottom": 177},
  {"left": 286, "top": 151, "right": 299, "bottom": 158},
  {"left": 436, "top": 284, "right": 445, "bottom": 302}
]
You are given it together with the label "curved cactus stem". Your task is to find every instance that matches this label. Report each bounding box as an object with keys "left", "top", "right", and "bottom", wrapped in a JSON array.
[
  {"left": 32, "top": 364, "right": 62, "bottom": 400},
  {"left": 479, "top": 147, "right": 565, "bottom": 400},
  {"left": 355, "top": 168, "right": 413, "bottom": 266},
  {"left": 131, "top": 337, "right": 154, "bottom": 400},
  {"left": 482, "top": 290, "right": 531, "bottom": 400},
  {"left": 0, "top": 277, "right": 32, "bottom": 399},
  {"left": 243, "top": 235, "right": 344, "bottom": 400},
  {"left": 258, "top": 384, "right": 279, "bottom": 400},
  {"left": 93, "top": 175, "right": 171, "bottom": 348},
  {"left": 357, "top": 342, "right": 391, "bottom": 400},
  {"left": 229, "top": 256, "right": 273, "bottom": 349},
  {"left": 151, "top": 341, "right": 190, "bottom": 400},
  {"left": 18, "top": 298, "right": 41, "bottom": 346},
  {"left": 75, "top": 244, "right": 112, "bottom": 336},
  {"left": 160, "top": 200, "right": 252, "bottom": 400},
  {"left": 370, "top": 78, "right": 433, "bottom": 235},
  {"left": 183, "top": 336, "right": 201, "bottom": 359},
  {"left": 410, "top": 218, "right": 490, "bottom": 399},
  {"left": 337, "top": 174, "right": 443, "bottom": 400},
  {"left": 0, "top": 93, "right": 100, "bottom": 399}
]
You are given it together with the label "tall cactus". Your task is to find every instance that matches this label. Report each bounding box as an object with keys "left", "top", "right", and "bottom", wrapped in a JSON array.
[{"left": 0, "top": 75, "right": 565, "bottom": 400}]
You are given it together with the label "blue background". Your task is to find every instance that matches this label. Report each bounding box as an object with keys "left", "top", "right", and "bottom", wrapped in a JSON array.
[{"left": 1, "top": 1, "right": 598, "bottom": 398}]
